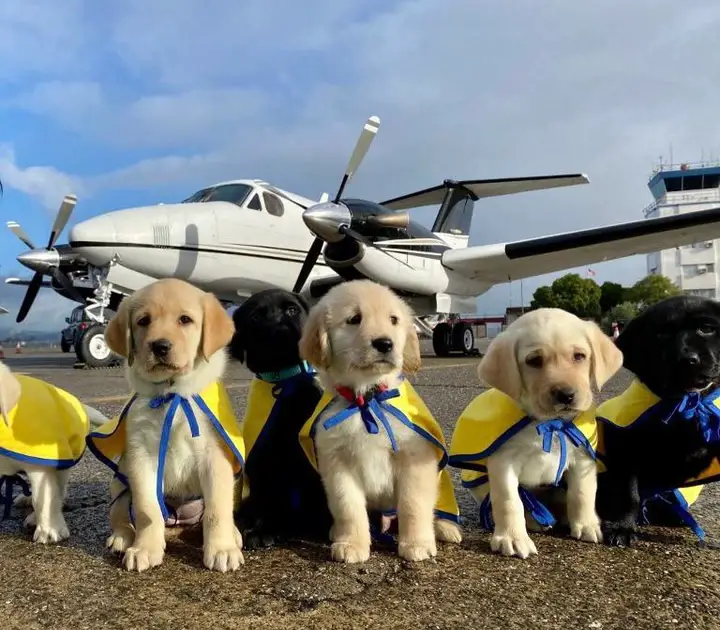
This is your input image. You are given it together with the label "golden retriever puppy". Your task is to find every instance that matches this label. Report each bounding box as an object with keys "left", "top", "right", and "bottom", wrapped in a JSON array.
[
  {"left": 298, "top": 280, "right": 462, "bottom": 564},
  {"left": 86, "top": 278, "right": 245, "bottom": 573},
  {"left": 449, "top": 308, "right": 623, "bottom": 558},
  {"left": 0, "top": 361, "right": 108, "bottom": 543}
]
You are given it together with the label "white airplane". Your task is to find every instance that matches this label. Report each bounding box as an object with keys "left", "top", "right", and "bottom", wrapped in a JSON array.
[{"left": 8, "top": 115, "right": 720, "bottom": 368}]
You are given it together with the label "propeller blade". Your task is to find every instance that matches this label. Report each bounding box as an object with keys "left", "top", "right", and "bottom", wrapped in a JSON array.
[
  {"left": 293, "top": 238, "right": 324, "bottom": 293},
  {"left": 49, "top": 267, "right": 85, "bottom": 303},
  {"left": 47, "top": 194, "right": 77, "bottom": 249},
  {"left": 16, "top": 271, "right": 44, "bottom": 323},
  {"left": 6, "top": 221, "right": 36, "bottom": 250},
  {"left": 334, "top": 115, "right": 380, "bottom": 203}
]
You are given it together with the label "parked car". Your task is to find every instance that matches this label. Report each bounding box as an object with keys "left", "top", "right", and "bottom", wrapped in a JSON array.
[{"left": 60, "top": 305, "right": 117, "bottom": 367}]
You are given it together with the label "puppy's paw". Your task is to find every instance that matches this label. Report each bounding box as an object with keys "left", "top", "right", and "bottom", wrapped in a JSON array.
[
  {"left": 398, "top": 539, "right": 437, "bottom": 562},
  {"left": 122, "top": 545, "right": 165, "bottom": 572},
  {"left": 32, "top": 515, "right": 70, "bottom": 544},
  {"left": 330, "top": 541, "right": 370, "bottom": 564},
  {"left": 243, "top": 529, "right": 277, "bottom": 550},
  {"left": 570, "top": 516, "right": 603, "bottom": 544},
  {"left": 490, "top": 529, "right": 537, "bottom": 559},
  {"left": 602, "top": 521, "right": 637, "bottom": 548},
  {"left": 203, "top": 539, "right": 245, "bottom": 572},
  {"left": 435, "top": 519, "right": 463, "bottom": 544},
  {"left": 22, "top": 511, "right": 36, "bottom": 529},
  {"left": 106, "top": 529, "right": 134, "bottom": 554}
]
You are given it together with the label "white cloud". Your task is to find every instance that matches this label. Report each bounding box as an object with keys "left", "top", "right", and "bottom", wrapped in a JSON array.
[
  {"left": 0, "top": 278, "right": 72, "bottom": 332},
  {"left": 0, "top": 144, "right": 85, "bottom": 211}
]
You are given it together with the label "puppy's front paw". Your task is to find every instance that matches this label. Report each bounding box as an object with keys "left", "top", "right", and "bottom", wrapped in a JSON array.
[
  {"left": 398, "top": 539, "right": 437, "bottom": 562},
  {"left": 122, "top": 545, "right": 165, "bottom": 572},
  {"left": 204, "top": 540, "right": 245, "bottom": 572},
  {"left": 330, "top": 541, "right": 370, "bottom": 564},
  {"left": 435, "top": 519, "right": 463, "bottom": 544},
  {"left": 107, "top": 529, "right": 134, "bottom": 554},
  {"left": 570, "top": 516, "right": 603, "bottom": 544},
  {"left": 490, "top": 529, "right": 537, "bottom": 559},
  {"left": 32, "top": 515, "right": 70, "bottom": 544},
  {"left": 602, "top": 521, "right": 637, "bottom": 548}
]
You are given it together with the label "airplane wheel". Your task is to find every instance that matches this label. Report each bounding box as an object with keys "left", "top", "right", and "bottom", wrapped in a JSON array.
[
  {"left": 76, "top": 325, "right": 115, "bottom": 368},
  {"left": 432, "top": 323, "right": 452, "bottom": 357},
  {"left": 452, "top": 322, "right": 475, "bottom": 355}
]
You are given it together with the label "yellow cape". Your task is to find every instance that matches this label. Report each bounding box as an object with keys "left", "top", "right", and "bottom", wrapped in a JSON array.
[
  {"left": 298, "top": 379, "right": 460, "bottom": 524},
  {"left": 86, "top": 381, "right": 245, "bottom": 497},
  {"left": 0, "top": 374, "right": 88, "bottom": 469},
  {"left": 596, "top": 379, "right": 720, "bottom": 506}
]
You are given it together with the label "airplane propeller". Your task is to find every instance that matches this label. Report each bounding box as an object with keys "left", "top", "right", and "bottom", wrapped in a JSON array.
[{"left": 7, "top": 194, "right": 86, "bottom": 323}]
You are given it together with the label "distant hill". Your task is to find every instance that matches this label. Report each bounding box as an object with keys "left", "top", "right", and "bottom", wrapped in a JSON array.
[{"left": 0, "top": 327, "right": 60, "bottom": 344}]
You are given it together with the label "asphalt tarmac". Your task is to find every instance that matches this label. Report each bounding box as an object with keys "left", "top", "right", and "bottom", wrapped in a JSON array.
[{"left": 0, "top": 347, "right": 718, "bottom": 630}]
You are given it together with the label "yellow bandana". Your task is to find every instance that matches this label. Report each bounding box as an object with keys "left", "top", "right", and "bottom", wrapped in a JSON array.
[
  {"left": 0, "top": 374, "right": 89, "bottom": 468},
  {"left": 299, "top": 378, "right": 460, "bottom": 524}
]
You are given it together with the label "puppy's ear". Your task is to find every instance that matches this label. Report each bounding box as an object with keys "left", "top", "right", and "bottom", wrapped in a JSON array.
[
  {"left": 477, "top": 330, "right": 522, "bottom": 399},
  {"left": 229, "top": 324, "right": 245, "bottom": 364},
  {"left": 585, "top": 320, "right": 624, "bottom": 390},
  {"left": 0, "top": 362, "right": 20, "bottom": 426},
  {"left": 614, "top": 313, "right": 650, "bottom": 378},
  {"left": 105, "top": 300, "right": 134, "bottom": 366},
  {"left": 201, "top": 292, "right": 235, "bottom": 362},
  {"left": 299, "top": 302, "right": 331, "bottom": 369},
  {"left": 402, "top": 320, "right": 422, "bottom": 375},
  {"left": 294, "top": 292, "right": 311, "bottom": 314}
]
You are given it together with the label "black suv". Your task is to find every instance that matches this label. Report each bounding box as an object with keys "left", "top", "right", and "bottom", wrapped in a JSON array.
[{"left": 60, "top": 306, "right": 91, "bottom": 353}]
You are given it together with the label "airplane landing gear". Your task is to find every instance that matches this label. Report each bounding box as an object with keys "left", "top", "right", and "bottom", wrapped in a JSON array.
[
  {"left": 432, "top": 319, "right": 476, "bottom": 357},
  {"left": 75, "top": 324, "right": 115, "bottom": 368}
]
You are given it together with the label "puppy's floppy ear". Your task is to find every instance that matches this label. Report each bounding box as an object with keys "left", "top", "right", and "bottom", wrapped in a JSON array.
[
  {"left": 299, "top": 302, "right": 331, "bottom": 369},
  {"left": 402, "top": 306, "right": 422, "bottom": 375},
  {"left": 0, "top": 362, "right": 21, "bottom": 426},
  {"left": 105, "top": 299, "right": 134, "bottom": 366},
  {"left": 229, "top": 309, "right": 246, "bottom": 364},
  {"left": 585, "top": 320, "right": 624, "bottom": 390},
  {"left": 477, "top": 330, "right": 522, "bottom": 400},
  {"left": 201, "top": 292, "right": 235, "bottom": 362},
  {"left": 294, "top": 292, "right": 311, "bottom": 314},
  {"left": 614, "top": 311, "right": 651, "bottom": 378}
]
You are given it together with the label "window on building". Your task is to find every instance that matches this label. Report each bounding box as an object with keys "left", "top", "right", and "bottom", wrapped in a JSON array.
[{"left": 684, "top": 288, "right": 716, "bottom": 299}]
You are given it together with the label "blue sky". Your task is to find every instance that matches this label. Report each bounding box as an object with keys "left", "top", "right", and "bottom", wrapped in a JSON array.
[{"left": 2, "top": 0, "right": 720, "bottom": 329}]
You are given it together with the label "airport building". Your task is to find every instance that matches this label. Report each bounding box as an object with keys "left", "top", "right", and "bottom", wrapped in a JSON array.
[{"left": 644, "top": 161, "right": 720, "bottom": 299}]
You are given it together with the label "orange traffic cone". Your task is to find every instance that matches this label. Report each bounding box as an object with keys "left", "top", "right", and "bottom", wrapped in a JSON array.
[{"left": 15, "top": 342, "right": 21, "bottom": 354}]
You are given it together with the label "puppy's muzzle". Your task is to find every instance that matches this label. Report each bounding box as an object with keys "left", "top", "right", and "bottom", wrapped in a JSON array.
[
  {"left": 150, "top": 339, "right": 172, "bottom": 360},
  {"left": 551, "top": 386, "right": 575, "bottom": 407}
]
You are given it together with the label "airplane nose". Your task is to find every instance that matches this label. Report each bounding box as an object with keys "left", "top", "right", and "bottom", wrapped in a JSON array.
[
  {"left": 69, "top": 215, "right": 117, "bottom": 245},
  {"left": 302, "top": 202, "right": 352, "bottom": 243}
]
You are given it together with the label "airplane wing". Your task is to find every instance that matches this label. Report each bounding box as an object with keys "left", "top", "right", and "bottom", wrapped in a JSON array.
[
  {"left": 4, "top": 277, "right": 53, "bottom": 288},
  {"left": 380, "top": 174, "right": 590, "bottom": 211},
  {"left": 442, "top": 206, "right": 720, "bottom": 283},
  {"left": 0, "top": 306, "right": 8, "bottom": 315}
]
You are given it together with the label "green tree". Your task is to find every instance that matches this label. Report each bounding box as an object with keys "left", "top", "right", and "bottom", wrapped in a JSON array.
[
  {"left": 627, "top": 274, "right": 681, "bottom": 307},
  {"left": 599, "top": 281, "right": 627, "bottom": 314},
  {"left": 530, "top": 273, "right": 601, "bottom": 319},
  {"left": 601, "top": 301, "right": 640, "bottom": 334}
]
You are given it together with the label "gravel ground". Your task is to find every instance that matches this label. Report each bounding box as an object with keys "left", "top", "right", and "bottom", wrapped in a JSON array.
[{"left": 0, "top": 350, "right": 718, "bottom": 630}]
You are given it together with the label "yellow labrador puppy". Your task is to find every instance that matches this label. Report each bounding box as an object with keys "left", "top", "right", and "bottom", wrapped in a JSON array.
[
  {"left": 298, "top": 280, "right": 462, "bottom": 564},
  {"left": 87, "top": 278, "right": 245, "bottom": 573},
  {"left": 449, "top": 308, "right": 623, "bottom": 558}
]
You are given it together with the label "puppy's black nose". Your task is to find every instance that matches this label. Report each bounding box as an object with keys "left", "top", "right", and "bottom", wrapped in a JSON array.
[
  {"left": 682, "top": 351, "right": 700, "bottom": 366},
  {"left": 552, "top": 387, "right": 575, "bottom": 406},
  {"left": 151, "top": 339, "right": 172, "bottom": 358},
  {"left": 372, "top": 337, "right": 394, "bottom": 354}
]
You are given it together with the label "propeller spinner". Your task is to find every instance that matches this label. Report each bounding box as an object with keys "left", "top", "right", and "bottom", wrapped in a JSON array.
[{"left": 8, "top": 194, "right": 86, "bottom": 323}]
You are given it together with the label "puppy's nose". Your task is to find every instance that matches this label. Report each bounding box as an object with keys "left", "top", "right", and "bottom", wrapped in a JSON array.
[
  {"left": 371, "top": 337, "right": 394, "bottom": 354},
  {"left": 150, "top": 339, "right": 172, "bottom": 358},
  {"left": 551, "top": 387, "right": 575, "bottom": 406},
  {"left": 682, "top": 351, "right": 700, "bottom": 366}
]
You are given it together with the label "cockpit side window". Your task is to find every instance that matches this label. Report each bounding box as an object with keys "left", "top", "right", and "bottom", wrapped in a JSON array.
[
  {"left": 247, "top": 194, "right": 262, "bottom": 211},
  {"left": 262, "top": 191, "right": 284, "bottom": 217}
]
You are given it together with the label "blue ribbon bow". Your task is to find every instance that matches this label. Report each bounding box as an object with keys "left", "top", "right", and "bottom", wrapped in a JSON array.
[
  {"left": 0, "top": 474, "right": 31, "bottom": 520},
  {"left": 535, "top": 419, "right": 588, "bottom": 486},
  {"left": 322, "top": 388, "right": 402, "bottom": 452},
  {"left": 149, "top": 392, "right": 202, "bottom": 521},
  {"left": 666, "top": 391, "right": 720, "bottom": 444},
  {"left": 478, "top": 485, "right": 557, "bottom": 531},
  {"left": 642, "top": 488, "right": 705, "bottom": 540}
]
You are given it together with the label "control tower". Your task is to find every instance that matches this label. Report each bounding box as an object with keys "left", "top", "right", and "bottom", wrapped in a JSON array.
[{"left": 644, "top": 161, "right": 720, "bottom": 299}]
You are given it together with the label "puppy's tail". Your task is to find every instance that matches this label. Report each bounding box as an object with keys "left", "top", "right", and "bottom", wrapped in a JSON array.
[{"left": 83, "top": 403, "right": 110, "bottom": 428}]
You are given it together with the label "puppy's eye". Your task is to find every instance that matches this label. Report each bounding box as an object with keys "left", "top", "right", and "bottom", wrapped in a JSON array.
[
  {"left": 698, "top": 325, "right": 715, "bottom": 337},
  {"left": 286, "top": 305, "right": 299, "bottom": 316},
  {"left": 390, "top": 315, "right": 398, "bottom": 326},
  {"left": 136, "top": 315, "right": 150, "bottom": 327},
  {"left": 178, "top": 315, "right": 193, "bottom": 325},
  {"left": 346, "top": 313, "right": 362, "bottom": 325},
  {"left": 525, "top": 355, "right": 543, "bottom": 368},
  {"left": 573, "top": 352, "right": 586, "bottom": 362}
]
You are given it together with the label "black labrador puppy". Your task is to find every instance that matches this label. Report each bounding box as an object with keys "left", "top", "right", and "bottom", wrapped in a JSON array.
[
  {"left": 596, "top": 294, "right": 720, "bottom": 546},
  {"left": 229, "top": 288, "right": 333, "bottom": 548}
]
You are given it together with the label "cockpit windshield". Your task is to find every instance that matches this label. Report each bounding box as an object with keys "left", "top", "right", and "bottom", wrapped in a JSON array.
[{"left": 181, "top": 183, "right": 253, "bottom": 206}]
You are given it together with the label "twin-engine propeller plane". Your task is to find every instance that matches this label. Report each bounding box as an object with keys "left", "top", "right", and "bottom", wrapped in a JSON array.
[{"left": 8, "top": 115, "right": 720, "bottom": 367}]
